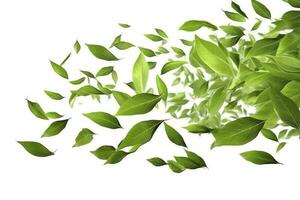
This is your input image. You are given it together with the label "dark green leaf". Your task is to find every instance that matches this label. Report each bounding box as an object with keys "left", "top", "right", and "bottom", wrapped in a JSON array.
[
  {"left": 164, "top": 122, "right": 187, "bottom": 147},
  {"left": 155, "top": 28, "right": 168, "bottom": 38},
  {"left": 185, "top": 150, "right": 207, "bottom": 168},
  {"left": 184, "top": 124, "right": 212, "bottom": 134},
  {"left": 147, "top": 157, "right": 167, "bottom": 166},
  {"left": 86, "top": 44, "right": 119, "bottom": 61},
  {"left": 50, "top": 60, "right": 68, "bottom": 79},
  {"left": 112, "top": 91, "right": 131, "bottom": 106},
  {"left": 74, "top": 40, "right": 81, "bottom": 53},
  {"left": 42, "top": 119, "right": 69, "bottom": 137},
  {"left": 73, "top": 128, "right": 95, "bottom": 147},
  {"left": 139, "top": 47, "right": 156, "bottom": 57},
  {"left": 26, "top": 99, "right": 48, "bottom": 120},
  {"left": 18, "top": 141, "right": 54, "bottom": 157},
  {"left": 91, "top": 145, "right": 116, "bottom": 160},
  {"left": 83, "top": 111, "right": 122, "bottom": 129},
  {"left": 261, "top": 128, "right": 278, "bottom": 142},
  {"left": 119, "top": 23, "right": 130, "bottom": 28},
  {"left": 252, "top": 0, "right": 271, "bottom": 19},
  {"left": 240, "top": 150, "right": 280, "bottom": 165},
  {"left": 105, "top": 151, "right": 128, "bottom": 164},
  {"left": 44, "top": 90, "right": 64, "bottom": 100},
  {"left": 231, "top": 1, "right": 248, "bottom": 18},
  {"left": 80, "top": 70, "right": 95, "bottom": 78}
]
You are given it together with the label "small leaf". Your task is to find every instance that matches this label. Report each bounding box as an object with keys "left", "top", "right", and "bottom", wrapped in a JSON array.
[
  {"left": 276, "top": 142, "right": 286, "bottom": 153},
  {"left": 132, "top": 53, "right": 149, "bottom": 93},
  {"left": 208, "top": 87, "right": 227, "bottom": 114},
  {"left": 261, "top": 129, "right": 278, "bottom": 142},
  {"left": 251, "top": 19, "right": 262, "bottom": 31},
  {"left": 223, "top": 10, "right": 246, "bottom": 22},
  {"left": 96, "top": 66, "right": 114, "bottom": 77},
  {"left": 74, "top": 85, "right": 104, "bottom": 96},
  {"left": 185, "top": 150, "right": 207, "bottom": 168},
  {"left": 50, "top": 60, "right": 68, "bottom": 79},
  {"left": 269, "top": 87, "right": 300, "bottom": 129},
  {"left": 18, "top": 141, "right": 54, "bottom": 157},
  {"left": 110, "top": 34, "right": 122, "bottom": 48},
  {"left": 69, "top": 77, "right": 85, "bottom": 85},
  {"left": 171, "top": 47, "right": 185, "bottom": 58},
  {"left": 114, "top": 41, "right": 135, "bottom": 50},
  {"left": 174, "top": 156, "right": 203, "bottom": 169},
  {"left": 91, "top": 145, "right": 116, "bottom": 160},
  {"left": 156, "top": 75, "right": 168, "bottom": 101},
  {"left": 144, "top": 34, "right": 164, "bottom": 42},
  {"left": 139, "top": 47, "right": 156, "bottom": 57},
  {"left": 42, "top": 119, "right": 69, "bottom": 137},
  {"left": 231, "top": 1, "right": 248, "bottom": 18},
  {"left": 179, "top": 20, "right": 217, "bottom": 31},
  {"left": 119, "top": 23, "right": 130, "bottom": 28},
  {"left": 74, "top": 40, "right": 81, "bottom": 53},
  {"left": 83, "top": 111, "right": 122, "bottom": 129},
  {"left": 46, "top": 112, "right": 63, "bottom": 119},
  {"left": 118, "top": 120, "right": 164, "bottom": 149},
  {"left": 44, "top": 90, "right": 64, "bottom": 100},
  {"left": 164, "top": 122, "right": 187, "bottom": 147},
  {"left": 73, "top": 128, "right": 95, "bottom": 147},
  {"left": 184, "top": 124, "right": 212, "bottom": 134},
  {"left": 212, "top": 117, "right": 264, "bottom": 147},
  {"left": 116, "top": 93, "right": 161, "bottom": 115},
  {"left": 86, "top": 44, "right": 119, "bottom": 61},
  {"left": 167, "top": 160, "right": 185, "bottom": 173},
  {"left": 26, "top": 99, "right": 48, "bottom": 120},
  {"left": 147, "top": 157, "right": 167, "bottom": 166},
  {"left": 155, "top": 28, "right": 168, "bottom": 38},
  {"left": 105, "top": 151, "right": 128, "bottom": 164},
  {"left": 161, "top": 61, "right": 187, "bottom": 74},
  {"left": 112, "top": 91, "right": 131, "bottom": 106},
  {"left": 80, "top": 70, "right": 95, "bottom": 78},
  {"left": 251, "top": 0, "right": 271, "bottom": 19},
  {"left": 240, "top": 150, "right": 280, "bottom": 165}
]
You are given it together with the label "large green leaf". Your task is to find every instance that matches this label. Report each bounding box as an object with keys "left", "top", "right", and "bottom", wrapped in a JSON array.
[
  {"left": 83, "top": 111, "right": 122, "bottom": 129},
  {"left": 132, "top": 53, "right": 149, "bottom": 93}
]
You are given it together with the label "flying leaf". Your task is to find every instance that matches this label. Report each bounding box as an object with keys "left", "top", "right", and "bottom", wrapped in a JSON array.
[
  {"left": 96, "top": 66, "right": 114, "bottom": 77},
  {"left": 119, "top": 23, "right": 130, "bottom": 28},
  {"left": 74, "top": 40, "right": 81, "bottom": 53},
  {"left": 26, "top": 99, "right": 48, "bottom": 120},
  {"left": 91, "top": 145, "right": 116, "bottom": 160},
  {"left": 139, "top": 47, "right": 156, "bottom": 57},
  {"left": 44, "top": 90, "right": 64, "bottom": 100},
  {"left": 156, "top": 75, "right": 168, "bottom": 101},
  {"left": 161, "top": 61, "right": 187, "bottom": 74},
  {"left": 18, "top": 141, "right": 54, "bottom": 157},
  {"left": 83, "top": 111, "right": 122, "bottom": 129},
  {"left": 74, "top": 85, "right": 104, "bottom": 96},
  {"left": 240, "top": 150, "right": 280, "bottom": 165},
  {"left": 118, "top": 120, "right": 164, "bottom": 149},
  {"left": 251, "top": 0, "right": 271, "bottom": 19},
  {"left": 276, "top": 142, "right": 286, "bottom": 153},
  {"left": 144, "top": 34, "right": 164, "bottom": 42},
  {"left": 69, "top": 77, "right": 85, "bottom": 85},
  {"left": 212, "top": 117, "right": 265, "bottom": 147},
  {"left": 50, "top": 60, "right": 68, "bottom": 79},
  {"left": 116, "top": 93, "right": 161, "bottom": 115},
  {"left": 80, "top": 70, "right": 95, "bottom": 78},
  {"left": 164, "top": 122, "right": 187, "bottom": 147},
  {"left": 46, "top": 112, "right": 63, "bottom": 119},
  {"left": 132, "top": 53, "right": 149, "bottom": 93},
  {"left": 86, "top": 44, "right": 119, "bottom": 61},
  {"left": 105, "top": 151, "right": 128, "bottom": 164},
  {"left": 167, "top": 160, "right": 185, "bottom": 173},
  {"left": 114, "top": 41, "right": 135, "bottom": 50},
  {"left": 179, "top": 20, "right": 217, "bottom": 31},
  {"left": 223, "top": 10, "right": 246, "bottom": 22},
  {"left": 231, "top": 1, "right": 248, "bottom": 18},
  {"left": 261, "top": 128, "right": 278, "bottom": 142},
  {"left": 208, "top": 87, "right": 227, "bottom": 114},
  {"left": 112, "top": 91, "right": 131, "bottom": 106},
  {"left": 147, "top": 157, "right": 167, "bottom": 166},
  {"left": 42, "top": 119, "right": 69, "bottom": 137},
  {"left": 73, "top": 128, "right": 95, "bottom": 147},
  {"left": 185, "top": 150, "right": 207, "bottom": 168},
  {"left": 184, "top": 124, "right": 212, "bottom": 134},
  {"left": 155, "top": 28, "right": 168, "bottom": 38}
]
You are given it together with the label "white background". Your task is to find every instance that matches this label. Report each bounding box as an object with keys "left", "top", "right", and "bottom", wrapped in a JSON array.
[{"left": 1, "top": 0, "right": 299, "bottom": 199}]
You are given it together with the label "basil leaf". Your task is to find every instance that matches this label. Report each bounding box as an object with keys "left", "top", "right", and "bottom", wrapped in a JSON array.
[
  {"left": 164, "top": 122, "right": 187, "bottom": 147},
  {"left": 156, "top": 75, "right": 168, "bottom": 101},
  {"left": 50, "top": 60, "right": 68, "bottom": 79},
  {"left": 74, "top": 40, "right": 81, "bottom": 53},
  {"left": 132, "top": 53, "right": 149, "bottom": 93},
  {"left": 26, "top": 99, "right": 48, "bottom": 120},
  {"left": 86, "top": 44, "right": 119, "bottom": 61},
  {"left": 116, "top": 93, "right": 161, "bottom": 115},
  {"left": 42, "top": 119, "right": 69, "bottom": 137},
  {"left": 83, "top": 111, "right": 122, "bottom": 129},
  {"left": 118, "top": 120, "right": 164, "bottom": 149},
  {"left": 212, "top": 117, "right": 264, "bottom": 147},
  {"left": 231, "top": 1, "right": 248, "bottom": 18},
  {"left": 269, "top": 87, "right": 300, "bottom": 129},
  {"left": 112, "top": 91, "right": 131, "bottom": 106},
  {"left": 240, "top": 150, "right": 280, "bottom": 165},
  {"left": 174, "top": 156, "right": 200, "bottom": 169},
  {"left": 73, "top": 128, "right": 95, "bottom": 147},
  {"left": 161, "top": 61, "right": 187, "bottom": 74},
  {"left": 261, "top": 129, "right": 278, "bottom": 142},
  {"left": 18, "top": 141, "right": 54, "bottom": 157},
  {"left": 147, "top": 157, "right": 167, "bottom": 166},
  {"left": 80, "top": 70, "right": 95, "bottom": 78},
  {"left": 195, "top": 36, "right": 235, "bottom": 76},
  {"left": 223, "top": 10, "right": 246, "bottom": 22},
  {"left": 179, "top": 20, "right": 217, "bottom": 31},
  {"left": 251, "top": 0, "right": 271, "bottom": 19},
  {"left": 96, "top": 66, "right": 114, "bottom": 77},
  {"left": 44, "top": 90, "right": 64, "bottom": 100},
  {"left": 167, "top": 160, "right": 185, "bottom": 173},
  {"left": 91, "top": 145, "right": 116, "bottom": 160},
  {"left": 69, "top": 77, "right": 85, "bottom": 85}
]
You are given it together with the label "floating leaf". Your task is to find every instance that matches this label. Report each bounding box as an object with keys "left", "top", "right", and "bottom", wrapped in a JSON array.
[
  {"left": 240, "top": 150, "right": 280, "bottom": 165},
  {"left": 185, "top": 150, "right": 207, "bottom": 168},
  {"left": 74, "top": 40, "right": 81, "bottom": 53},
  {"left": 91, "top": 145, "right": 116, "bottom": 160},
  {"left": 80, "top": 70, "right": 95, "bottom": 78},
  {"left": 96, "top": 66, "right": 114, "bottom": 77},
  {"left": 179, "top": 20, "right": 217, "bottom": 31},
  {"left": 167, "top": 160, "right": 185, "bottom": 173},
  {"left": 251, "top": 0, "right": 271, "bottom": 19},
  {"left": 86, "top": 44, "right": 119, "bottom": 61},
  {"left": 132, "top": 53, "right": 149, "bottom": 93},
  {"left": 42, "top": 119, "right": 69, "bottom": 137},
  {"left": 46, "top": 112, "right": 63, "bottom": 119},
  {"left": 26, "top": 99, "right": 48, "bottom": 120},
  {"left": 18, "top": 141, "right": 54, "bottom": 157},
  {"left": 50, "top": 60, "right": 68, "bottom": 79},
  {"left": 223, "top": 10, "right": 246, "bottom": 22},
  {"left": 83, "top": 111, "right": 122, "bottom": 129},
  {"left": 261, "top": 129, "right": 278, "bottom": 142},
  {"left": 119, "top": 23, "right": 130, "bottom": 28},
  {"left": 161, "top": 61, "right": 187, "bottom": 74},
  {"left": 276, "top": 142, "right": 286, "bottom": 153},
  {"left": 147, "top": 157, "right": 167, "bottom": 166},
  {"left": 156, "top": 75, "right": 168, "bottom": 101},
  {"left": 44, "top": 90, "right": 64, "bottom": 100},
  {"left": 112, "top": 91, "right": 131, "bottom": 106},
  {"left": 231, "top": 1, "right": 248, "bottom": 18},
  {"left": 164, "top": 122, "right": 187, "bottom": 147},
  {"left": 114, "top": 41, "right": 134, "bottom": 50},
  {"left": 144, "top": 34, "right": 164, "bottom": 42},
  {"left": 139, "top": 47, "right": 156, "bottom": 57},
  {"left": 69, "top": 77, "right": 85, "bottom": 85},
  {"left": 105, "top": 151, "right": 128, "bottom": 164},
  {"left": 116, "top": 93, "right": 161, "bottom": 115},
  {"left": 73, "top": 128, "right": 95, "bottom": 147},
  {"left": 74, "top": 85, "right": 104, "bottom": 96},
  {"left": 184, "top": 124, "right": 212, "bottom": 134},
  {"left": 155, "top": 28, "right": 168, "bottom": 38}
]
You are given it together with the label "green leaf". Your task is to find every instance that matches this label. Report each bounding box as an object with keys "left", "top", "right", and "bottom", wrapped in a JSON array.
[
  {"left": 96, "top": 66, "right": 114, "bottom": 77},
  {"left": 114, "top": 41, "right": 135, "bottom": 50},
  {"left": 46, "top": 112, "right": 63, "bottom": 119},
  {"left": 60, "top": 53, "right": 71, "bottom": 66},
  {"left": 171, "top": 47, "right": 185, "bottom": 58},
  {"left": 91, "top": 145, "right": 116, "bottom": 160},
  {"left": 212, "top": 117, "right": 264, "bottom": 147},
  {"left": 284, "top": 0, "right": 300, "bottom": 8},
  {"left": 269, "top": 87, "right": 300, "bottom": 129},
  {"left": 164, "top": 122, "right": 187, "bottom": 147},
  {"left": 155, "top": 28, "right": 168, "bottom": 38},
  {"left": 42, "top": 119, "right": 69, "bottom": 137},
  {"left": 261, "top": 129, "right": 278, "bottom": 142},
  {"left": 118, "top": 120, "right": 164, "bottom": 149},
  {"left": 184, "top": 124, "right": 212, "bottom": 134},
  {"left": 223, "top": 10, "right": 246, "bottom": 22},
  {"left": 119, "top": 23, "right": 130, "bottom": 28},
  {"left": 251, "top": 0, "right": 271, "bottom": 19},
  {"left": 69, "top": 77, "right": 85, "bottom": 85},
  {"left": 219, "top": 25, "right": 244, "bottom": 36},
  {"left": 147, "top": 157, "right": 167, "bottom": 166},
  {"left": 74, "top": 40, "right": 81, "bottom": 53},
  {"left": 112, "top": 91, "right": 131, "bottom": 106},
  {"left": 110, "top": 34, "right": 122, "bottom": 48},
  {"left": 132, "top": 53, "right": 149, "bottom": 93},
  {"left": 74, "top": 85, "right": 104, "bottom": 96},
  {"left": 116, "top": 93, "right": 161, "bottom": 115},
  {"left": 139, "top": 47, "right": 156, "bottom": 57},
  {"left": 50, "top": 60, "right": 68, "bottom": 79},
  {"left": 276, "top": 142, "right": 286, "bottom": 153},
  {"left": 185, "top": 150, "right": 207, "bottom": 168},
  {"left": 251, "top": 19, "right": 262, "bottom": 31},
  {"left": 231, "top": 1, "right": 248, "bottom": 18},
  {"left": 240, "top": 150, "right": 280, "bottom": 165},
  {"left": 161, "top": 61, "right": 187, "bottom": 74},
  {"left": 80, "top": 70, "right": 95, "bottom": 78},
  {"left": 26, "top": 99, "right": 48, "bottom": 120},
  {"left": 86, "top": 44, "right": 119, "bottom": 61},
  {"left": 156, "top": 75, "right": 168, "bottom": 101},
  {"left": 174, "top": 157, "right": 200, "bottom": 169},
  {"left": 105, "top": 151, "right": 128, "bottom": 164},
  {"left": 144, "top": 34, "right": 164, "bottom": 42},
  {"left": 247, "top": 38, "right": 280, "bottom": 58},
  {"left": 18, "top": 141, "right": 54, "bottom": 157},
  {"left": 179, "top": 20, "right": 217, "bottom": 31},
  {"left": 208, "top": 87, "right": 227, "bottom": 114},
  {"left": 44, "top": 90, "right": 64, "bottom": 100},
  {"left": 167, "top": 160, "right": 185, "bottom": 173},
  {"left": 277, "top": 28, "right": 300, "bottom": 55},
  {"left": 73, "top": 128, "right": 95, "bottom": 147},
  {"left": 195, "top": 36, "right": 235, "bottom": 76},
  {"left": 83, "top": 111, "right": 122, "bottom": 129}
]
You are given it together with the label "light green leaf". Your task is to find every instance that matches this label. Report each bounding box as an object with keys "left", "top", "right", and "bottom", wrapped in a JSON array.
[
  {"left": 277, "top": 28, "right": 300, "bottom": 55},
  {"left": 179, "top": 20, "right": 217, "bottom": 31},
  {"left": 251, "top": 19, "right": 262, "bottom": 31},
  {"left": 96, "top": 66, "right": 114, "bottom": 77},
  {"left": 164, "top": 122, "right": 187, "bottom": 147},
  {"left": 74, "top": 40, "right": 81, "bottom": 53},
  {"left": 110, "top": 34, "right": 122, "bottom": 48},
  {"left": 161, "top": 61, "right": 187, "bottom": 74},
  {"left": 118, "top": 120, "right": 164, "bottom": 149},
  {"left": 116, "top": 93, "right": 161, "bottom": 115},
  {"left": 184, "top": 124, "right": 212, "bottom": 134},
  {"left": 223, "top": 10, "right": 246, "bottom": 22},
  {"left": 83, "top": 111, "right": 122, "bottom": 129},
  {"left": 18, "top": 141, "right": 54, "bottom": 157},
  {"left": 155, "top": 28, "right": 168, "bottom": 38},
  {"left": 26, "top": 99, "right": 48, "bottom": 120},
  {"left": 112, "top": 91, "right": 131, "bottom": 106},
  {"left": 212, "top": 117, "right": 264, "bottom": 147},
  {"left": 261, "top": 128, "right": 278, "bottom": 142},
  {"left": 74, "top": 85, "right": 104, "bottom": 96},
  {"left": 171, "top": 47, "right": 185, "bottom": 57},
  {"left": 69, "top": 77, "right": 85, "bottom": 85},
  {"left": 132, "top": 53, "right": 149, "bottom": 93},
  {"left": 167, "top": 160, "right": 185, "bottom": 173},
  {"left": 139, "top": 47, "right": 156, "bottom": 57},
  {"left": 147, "top": 157, "right": 167, "bottom": 166},
  {"left": 86, "top": 44, "right": 119, "bottom": 61},
  {"left": 209, "top": 87, "right": 227, "bottom": 114},
  {"left": 247, "top": 38, "right": 280, "bottom": 57},
  {"left": 46, "top": 112, "right": 63, "bottom": 119},
  {"left": 42, "top": 119, "right": 69, "bottom": 137},
  {"left": 114, "top": 41, "right": 134, "bottom": 50},
  {"left": 240, "top": 150, "right": 280, "bottom": 165},
  {"left": 144, "top": 34, "right": 164, "bottom": 42},
  {"left": 252, "top": 0, "right": 271, "bottom": 19},
  {"left": 50, "top": 60, "right": 68, "bottom": 79},
  {"left": 73, "top": 128, "right": 95, "bottom": 147},
  {"left": 44, "top": 90, "right": 64, "bottom": 100},
  {"left": 276, "top": 142, "right": 286, "bottom": 153},
  {"left": 156, "top": 75, "right": 168, "bottom": 101}
]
